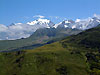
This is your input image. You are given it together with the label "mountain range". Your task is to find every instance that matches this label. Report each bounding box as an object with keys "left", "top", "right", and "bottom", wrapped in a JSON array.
[
  {"left": 0, "top": 27, "right": 81, "bottom": 51},
  {"left": 0, "top": 14, "right": 100, "bottom": 40}
]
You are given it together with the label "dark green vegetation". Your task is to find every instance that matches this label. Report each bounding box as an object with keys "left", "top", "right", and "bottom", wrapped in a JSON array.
[
  {"left": 61, "top": 26, "right": 100, "bottom": 75},
  {"left": 0, "top": 42, "right": 88, "bottom": 75},
  {"left": 0, "top": 27, "right": 81, "bottom": 51},
  {"left": 63, "top": 26, "right": 100, "bottom": 50},
  {"left": 0, "top": 26, "right": 100, "bottom": 75}
]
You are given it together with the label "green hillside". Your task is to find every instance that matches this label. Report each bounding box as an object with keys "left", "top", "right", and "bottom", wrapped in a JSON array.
[
  {"left": 62, "top": 26, "right": 100, "bottom": 50},
  {"left": 60, "top": 26, "right": 100, "bottom": 74},
  {"left": 0, "top": 26, "right": 100, "bottom": 75},
  {"left": 0, "top": 42, "right": 88, "bottom": 75}
]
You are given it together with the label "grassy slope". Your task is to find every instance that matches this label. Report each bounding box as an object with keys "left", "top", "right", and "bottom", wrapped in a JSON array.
[
  {"left": 60, "top": 26, "right": 100, "bottom": 75},
  {"left": 62, "top": 26, "right": 100, "bottom": 50},
  {"left": 0, "top": 42, "right": 88, "bottom": 75}
]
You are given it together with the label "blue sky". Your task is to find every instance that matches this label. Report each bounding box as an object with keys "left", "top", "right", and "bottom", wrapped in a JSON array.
[{"left": 0, "top": 0, "right": 100, "bottom": 25}]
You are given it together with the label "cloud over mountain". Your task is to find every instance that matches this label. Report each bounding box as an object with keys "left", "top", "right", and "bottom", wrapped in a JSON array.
[{"left": 0, "top": 18, "right": 54, "bottom": 40}]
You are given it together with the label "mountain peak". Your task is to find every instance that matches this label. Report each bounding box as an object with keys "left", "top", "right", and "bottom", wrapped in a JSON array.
[
  {"left": 27, "top": 18, "right": 54, "bottom": 28},
  {"left": 37, "top": 18, "right": 50, "bottom": 23},
  {"left": 27, "top": 18, "right": 51, "bottom": 25},
  {"left": 75, "top": 19, "right": 81, "bottom": 23},
  {"left": 54, "top": 20, "right": 75, "bottom": 28}
]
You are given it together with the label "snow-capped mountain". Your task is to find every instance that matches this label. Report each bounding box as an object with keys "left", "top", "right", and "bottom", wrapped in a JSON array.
[
  {"left": 54, "top": 20, "right": 75, "bottom": 28},
  {"left": 27, "top": 18, "right": 54, "bottom": 28},
  {"left": 73, "top": 17, "right": 100, "bottom": 30},
  {"left": 0, "top": 14, "right": 100, "bottom": 40},
  {"left": 54, "top": 15, "right": 100, "bottom": 30}
]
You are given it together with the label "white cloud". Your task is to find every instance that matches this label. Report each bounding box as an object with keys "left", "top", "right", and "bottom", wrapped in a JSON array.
[
  {"left": 33, "top": 15, "right": 45, "bottom": 19},
  {"left": 0, "top": 23, "right": 38, "bottom": 40}
]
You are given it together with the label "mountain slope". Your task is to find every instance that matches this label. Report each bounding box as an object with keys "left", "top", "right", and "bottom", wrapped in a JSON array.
[
  {"left": 60, "top": 26, "right": 100, "bottom": 74},
  {"left": 61, "top": 25, "right": 100, "bottom": 50},
  {"left": 1, "top": 25, "right": 100, "bottom": 75},
  {"left": 0, "top": 27, "right": 81, "bottom": 51}
]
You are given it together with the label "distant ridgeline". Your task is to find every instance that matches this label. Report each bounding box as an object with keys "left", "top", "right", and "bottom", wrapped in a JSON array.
[{"left": 0, "top": 27, "right": 81, "bottom": 51}]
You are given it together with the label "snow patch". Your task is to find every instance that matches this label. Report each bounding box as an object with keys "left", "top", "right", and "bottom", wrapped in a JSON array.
[
  {"left": 65, "top": 20, "right": 71, "bottom": 23},
  {"left": 75, "top": 19, "right": 81, "bottom": 22}
]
